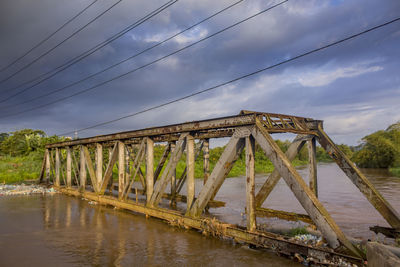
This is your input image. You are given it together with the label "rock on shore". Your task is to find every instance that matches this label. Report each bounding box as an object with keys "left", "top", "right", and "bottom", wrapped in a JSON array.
[{"left": 0, "top": 184, "right": 57, "bottom": 196}]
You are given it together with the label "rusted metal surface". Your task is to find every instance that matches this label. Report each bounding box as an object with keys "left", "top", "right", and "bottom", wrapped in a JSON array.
[
  {"left": 370, "top": 226, "right": 400, "bottom": 239},
  {"left": 46, "top": 112, "right": 318, "bottom": 148},
  {"left": 246, "top": 136, "right": 256, "bottom": 231},
  {"left": 308, "top": 137, "right": 318, "bottom": 197},
  {"left": 189, "top": 130, "right": 245, "bottom": 217},
  {"left": 40, "top": 110, "right": 400, "bottom": 263},
  {"left": 112, "top": 186, "right": 226, "bottom": 208},
  {"left": 255, "top": 134, "right": 308, "bottom": 207},
  {"left": 256, "top": 207, "right": 314, "bottom": 225},
  {"left": 251, "top": 120, "right": 362, "bottom": 257},
  {"left": 317, "top": 125, "right": 400, "bottom": 229}
]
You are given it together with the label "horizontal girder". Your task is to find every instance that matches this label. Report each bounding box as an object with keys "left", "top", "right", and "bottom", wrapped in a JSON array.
[{"left": 47, "top": 111, "right": 320, "bottom": 148}]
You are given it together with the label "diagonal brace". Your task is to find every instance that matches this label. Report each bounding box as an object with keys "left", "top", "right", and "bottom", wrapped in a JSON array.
[
  {"left": 251, "top": 119, "right": 361, "bottom": 257},
  {"left": 188, "top": 128, "right": 247, "bottom": 217},
  {"left": 148, "top": 134, "right": 188, "bottom": 207},
  {"left": 121, "top": 139, "right": 146, "bottom": 200},
  {"left": 99, "top": 142, "right": 118, "bottom": 194},
  {"left": 317, "top": 125, "right": 400, "bottom": 229},
  {"left": 255, "top": 134, "right": 310, "bottom": 207}
]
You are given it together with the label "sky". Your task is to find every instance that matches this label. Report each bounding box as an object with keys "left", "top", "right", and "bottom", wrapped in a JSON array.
[{"left": 0, "top": 0, "right": 399, "bottom": 145}]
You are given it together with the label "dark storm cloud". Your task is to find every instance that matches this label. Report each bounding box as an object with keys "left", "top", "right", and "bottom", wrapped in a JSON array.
[{"left": 0, "top": 0, "right": 399, "bottom": 144}]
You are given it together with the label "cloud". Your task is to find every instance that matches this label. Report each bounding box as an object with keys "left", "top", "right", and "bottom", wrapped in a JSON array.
[
  {"left": 0, "top": 0, "right": 399, "bottom": 147},
  {"left": 174, "top": 27, "right": 208, "bottom": 44},
  {"left": 297, "top": 63, "right": 383, "bottom": 87}
]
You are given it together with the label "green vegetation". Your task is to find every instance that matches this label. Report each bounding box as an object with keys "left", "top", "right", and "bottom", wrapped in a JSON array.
[
  {"left": 1, "top": 129, "right": 333, "bottom": 184},
  {"left": 5, "top": 123, "right": 399, "bottom": 184},
  {"left": 352, "top": 122, "right": 400, "bottom": 176},
  {"left": 288, "top": 227, "right": 309, "bottom": 237},
  {"left": 0, "top": 129, "right": 65, "bottom": 184},
  {"left": 390, "top": 167, "right": 400, "bottom": 177}
]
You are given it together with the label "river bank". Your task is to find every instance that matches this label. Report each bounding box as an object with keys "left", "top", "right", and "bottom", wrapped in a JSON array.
[
  {"left": 390, "top": 167, "right": 400, "bottom": 177},
  {"left": 0, "top": 184, "right": 57, "bottom": 196}
]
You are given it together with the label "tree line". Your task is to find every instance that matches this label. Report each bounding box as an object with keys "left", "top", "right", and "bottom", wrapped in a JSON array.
[{"left": 0, "top": 122, "right": 399, "bottom": 175}]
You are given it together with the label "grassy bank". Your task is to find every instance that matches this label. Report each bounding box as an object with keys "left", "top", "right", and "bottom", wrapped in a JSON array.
[
  {"left": 0, "top": 144, "right": 309, "bottom": 184},
  {"left": 0, "top": 153, "right": 43, "bottom": 184},
  {"left": 390, "top": 167, "right": 400, "bottom": 177}
]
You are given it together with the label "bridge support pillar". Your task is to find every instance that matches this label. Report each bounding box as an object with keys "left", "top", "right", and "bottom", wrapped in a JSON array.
[
  {"left": 118, "top": 141, "right": 125, "bottom": 199},
  {"left": 146, "top": 138, "right": 154, "bottom": 204},
  {"left": 79, "top": 146, "right": 86, "bottom": 191},
  {"left": 66, "top": 147, "right": 72, "bottom": 187},
  {"left": 246, "top": 135, "right": 256, "bottom": 232},
  {"left": 186, "top": 135, "right": 195, "bottom": 211},
  {"left": 308, "top": 137, "right": 318, "bottom": 197},
  {"left": 55, "top": 148, "right": 60, "bottom": 187},
  {"left": 96, "top": 144, "right": 103, "bottom": 191}
]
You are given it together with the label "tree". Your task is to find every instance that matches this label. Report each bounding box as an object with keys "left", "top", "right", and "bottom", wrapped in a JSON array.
[
  {"left": 0, "top": 129, "right": 65, "bottom": 156},
  {"left": 352, "top": 126, "right": 400, "bottom": 168}
]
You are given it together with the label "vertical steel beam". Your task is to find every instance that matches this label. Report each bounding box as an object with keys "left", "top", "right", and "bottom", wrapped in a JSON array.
[
  {"left": 66, "top": 147, "right": 72, "bottom": 187},
  {"left": 308, "top": 137, "right": 318, "bottom": 197},
  {"left": 45, "top": 149, "right": 50, "bottom": 183},
  {"left": 55, "top": 148, "right": 60, "bottom": 186},
  {"left": 186, "top": 135, "right": 195, "bottom": 211},
  {"left": 317, "top": 126, "right": 400, "bottom": 229},
  {"left": 146, "top": 137, "right": 154, "bottom": 203},
  {"left": 96, "top": 143, "right": 103, "bottom": 191},
  {"left": 189, "top": 128, "right": 246, "bottom": 217},
  {"left": 170, "top": 142, "right": 176, "bottom": 206},
  {"left": 246, "top": 136, "right": 256, "bottom": 231},
  {"left": 79, "top": 146, "right": 87, "bottom": 191},
  {"left": 255, "top": 135, "right": 307, "bottom": 207},
  {"left": 118, "top": 141, "right": 125, "bottom": 199},
  {"left": 203, "top": 138, "right": 210, "bottom": 184},
  {"left": 251, "top": 120, "right": 361, "bottom": 257}
]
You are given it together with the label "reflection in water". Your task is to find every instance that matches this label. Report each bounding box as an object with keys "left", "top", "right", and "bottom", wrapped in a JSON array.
[
  {"left": 0, "top": 163, "right": 399, "bottom": 266},
  {"left": 211, "top": 163, "right": 400, "bottom": 240},
  {"left": 0, "top": 195, "right": 297, "bottom": 266}
]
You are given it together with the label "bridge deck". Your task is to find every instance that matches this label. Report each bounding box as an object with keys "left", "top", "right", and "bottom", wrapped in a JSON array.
[{"left": 46, "top": 112, "right": 320, "bottom": 148}]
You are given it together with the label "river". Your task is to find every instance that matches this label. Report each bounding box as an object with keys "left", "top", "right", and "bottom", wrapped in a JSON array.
[{"left": 0, "top": 163, "right": 399, "bottom": 266}]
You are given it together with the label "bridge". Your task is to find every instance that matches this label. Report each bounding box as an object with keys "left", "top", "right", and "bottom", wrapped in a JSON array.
[{"left": 38, "top": 110, "right": 400, "bottom": 265}]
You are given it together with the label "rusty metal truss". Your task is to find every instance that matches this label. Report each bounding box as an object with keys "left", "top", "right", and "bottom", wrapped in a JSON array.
[{"left": 39, "top": 111, "right": 400, "bottom": 264}]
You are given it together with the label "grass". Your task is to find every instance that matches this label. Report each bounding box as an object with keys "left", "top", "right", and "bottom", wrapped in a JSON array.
[
  {"left": 288, "top": 227, "right": 309, "bottom": 237},
  {"left": 390, "top": 167, "right": 400, "bottom": 177},
  {"left": 0, "top": 153, "right": 43, "bottom": 184},
  {"left": 0, "top": 143, "right": 312, "bottom": 184}
]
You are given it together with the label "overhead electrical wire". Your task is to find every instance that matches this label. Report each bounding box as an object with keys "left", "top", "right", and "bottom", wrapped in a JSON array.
[
  {"left": 55, "top": 16, "right": 400, "bottom": 136},
  {"left": 0, "top": 0, "right": 245, "bottom": 110},
  {"left": 0, "top": 0, "right": 288, "bottom": 115},
  {"left": 0, "top": 0, "right": 122, "bottom": 86},
  {"left": 0, "top": 0, "right": 99, "bottom": 73},
  {"left": 0, "top": 0, "right": 177, "bottom": 103}
]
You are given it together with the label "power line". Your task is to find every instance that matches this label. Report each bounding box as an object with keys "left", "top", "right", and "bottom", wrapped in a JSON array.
[
  {"left": 0, "top": 0, "right": 98, "bottom": 73},
  {"left": 0, "top": 0, "right": 177, "bottom": 103},
  {"left": 0, "top": 0, "right": 244, "bottom": 110},
  {"left": 0, "top": 0, "right": 122, "bottom": 85},
  {"left": 0, "top": 0, "right": 287, "bottom": 115},
  {"left": 56, "top": 16, "right": 400, "bottom": 137}
]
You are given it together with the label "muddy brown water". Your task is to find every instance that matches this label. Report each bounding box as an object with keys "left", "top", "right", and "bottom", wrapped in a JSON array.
[{"left": 0, "top": 163, "right": 399, "bottom": 266}]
